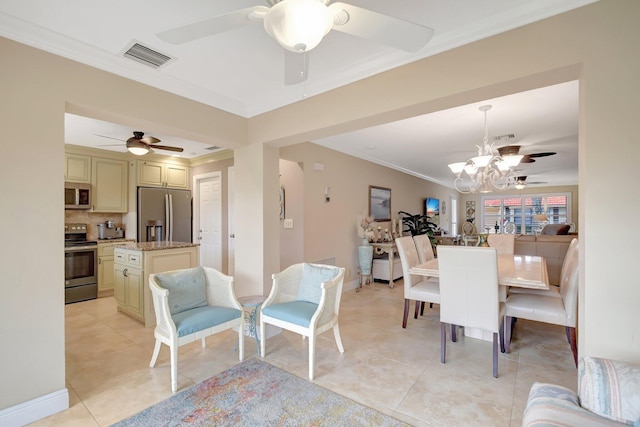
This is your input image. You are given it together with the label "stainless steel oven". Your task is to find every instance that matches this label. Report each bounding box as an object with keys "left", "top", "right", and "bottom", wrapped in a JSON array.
[{"left": 65, "top": 223, "right": 98, "bottom": 304}]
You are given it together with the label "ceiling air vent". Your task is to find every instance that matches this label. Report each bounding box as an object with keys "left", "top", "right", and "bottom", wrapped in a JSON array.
[
  {"left": 123, "top": 42, "right": 172, "bottom": 68},
  {"left": 493, "top": 133, "right": 515, "bottom": 142}
]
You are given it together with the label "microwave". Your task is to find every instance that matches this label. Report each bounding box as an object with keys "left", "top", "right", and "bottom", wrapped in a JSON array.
[{"left": 65, "top": 182, "right": 91, "bottom": 209}]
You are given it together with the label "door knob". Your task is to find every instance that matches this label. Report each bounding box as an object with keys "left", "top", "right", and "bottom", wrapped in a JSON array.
[{"left": 230, "top": 234, "right": 235, "bottom": 238}]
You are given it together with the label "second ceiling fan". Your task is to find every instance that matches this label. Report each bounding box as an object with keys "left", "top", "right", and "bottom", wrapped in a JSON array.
[
  {"left": 98, "top": 131, "right": 184, "bottom": 155},
  {"left": 156, "top": 0, "right": 434, "bottom": 85}
]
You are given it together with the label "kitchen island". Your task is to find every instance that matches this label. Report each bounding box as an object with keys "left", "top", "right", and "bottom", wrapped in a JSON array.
[{"left": 114, "top": 241, "right": 199, "bottom": 326}]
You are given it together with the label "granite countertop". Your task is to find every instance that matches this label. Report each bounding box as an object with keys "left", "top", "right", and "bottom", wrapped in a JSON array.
[
  {"left": 96, "top": 238, "right": 135, "bottom": 244},
  {"left": 113, "top": 241, "right": 200, "bottom": 251}
]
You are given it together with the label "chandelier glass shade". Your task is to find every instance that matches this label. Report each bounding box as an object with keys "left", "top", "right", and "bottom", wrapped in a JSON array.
[
  {"left": 448, "top": 105, "right": 523, "bottom": 194},
  {"left": 263, "top": 0, "right": 334, "bottom": 53}
]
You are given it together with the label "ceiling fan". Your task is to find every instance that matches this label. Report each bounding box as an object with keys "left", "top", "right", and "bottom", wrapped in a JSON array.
[
  {"left": 156, "top": 0, "right": 434, "bottom": 85},
  {"left": 497, "top": 145, "right": 557, "bottom": 164},
  {"left": 98, "top": 131, "right": 184, "bottom": 155},
  {"left": 513, "top": 175, "right": 548, "bottom": 189}
]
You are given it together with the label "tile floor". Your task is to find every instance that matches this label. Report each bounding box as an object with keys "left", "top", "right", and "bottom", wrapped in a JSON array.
[{"left": 30, "top": 280, "right": 577, "bottom": 426}]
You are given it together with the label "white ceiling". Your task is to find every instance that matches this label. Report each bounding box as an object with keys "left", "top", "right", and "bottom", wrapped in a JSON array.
[{"left": 0, "top": 0, "right": 590, "bottom": 187}]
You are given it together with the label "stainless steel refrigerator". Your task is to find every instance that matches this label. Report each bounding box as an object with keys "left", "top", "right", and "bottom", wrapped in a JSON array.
[{"left": 137, "top": 187, "right": 192, "bottom": 242}]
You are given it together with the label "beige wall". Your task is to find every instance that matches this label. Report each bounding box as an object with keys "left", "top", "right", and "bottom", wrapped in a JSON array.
[
  {"left": 280, "top": 142, "right": 458, "bottom": 283},
  {"left": 2, "top": 0, "right": 640, "bottom": 419}
]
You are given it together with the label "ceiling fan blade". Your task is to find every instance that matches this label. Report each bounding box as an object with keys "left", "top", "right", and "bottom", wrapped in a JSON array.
[
  {"left": 151, "top": 145, "right": 184, "bottom": 153},
  {"left": 94, "top": 134, "right": 125, "bottom": 142},
  {"left": 520, "top": 155, "right": 536, "bottom": 163},
  {"left": 141, "top": 136, "right": 161, "bottom": 144},
  {"left": 284, "top": 50, "right": 309, "bottom": 85},
  {"left": 528, "top": 151, "right": 557, "bottom": 158},
  {"left": 328, "top": 2, "right": 434, "bottom": 52},
  {"left": 157, "top": 6, "right": 269, "bottom": 44}
]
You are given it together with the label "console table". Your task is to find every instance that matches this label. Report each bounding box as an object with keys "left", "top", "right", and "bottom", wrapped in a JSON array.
[{"left": 370, "top": 242, "right": 397, "bottom": 289}]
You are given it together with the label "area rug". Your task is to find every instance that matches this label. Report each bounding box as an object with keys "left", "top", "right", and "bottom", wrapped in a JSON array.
[{"left": 111, "top": 357, "right": 409, "bottom": 426}]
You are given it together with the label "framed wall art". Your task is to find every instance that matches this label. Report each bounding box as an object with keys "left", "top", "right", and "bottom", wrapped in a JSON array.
[
  {"left": 426, "top": 198, "right": 440, "bottom": 225},
  {"left": 369, "top": 185, "right": 391, "bottom": 221}
]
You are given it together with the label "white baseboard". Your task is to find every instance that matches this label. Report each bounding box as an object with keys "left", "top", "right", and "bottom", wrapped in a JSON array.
[
  {"left": 0, "top": 388, "right": 69, "bottom": 427},
  {"left": 343, "top": 278, "right": 360, "bottom": 292}
]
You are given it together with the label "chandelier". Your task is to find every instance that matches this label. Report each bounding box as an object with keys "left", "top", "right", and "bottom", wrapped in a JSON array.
[{"left": 448, "top": 105, "right": 523, "bottom": 194}]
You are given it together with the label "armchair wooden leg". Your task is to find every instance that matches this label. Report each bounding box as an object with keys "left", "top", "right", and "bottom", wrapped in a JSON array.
[
  {"left": 414, "top": 300, "right": 421, "bottom": 319},
  {"left": 308, "top": 333, "right": 316, "bottom": 380},
  {"left": 568, "top": 327, "right": 578, "bottom": 368},
  {"left": 333, "top": 324, "right": 344, "bottom": 353},
  {"left": 499, "top": 320, "right": 505, "bottom": 353},
  {"left": 402, "top": 299, "right": 410, "bottom": 328},
  {"left": 451, "top": 324, "right": 457, "bottom": 342},
  {"left": 440, "top": 323, "right": 447, "bottom": 364},
  {"left": 170, "top": 345, "right": 178, "bottom": 393},
  {"left": 420, "top": 301, "right": 425, "bottom": 316},
  {"left": 238, "top": 324, "right": 244, "bottom": 361},
  {"left": 260, "top": 320, "right": 266, "bottom": 358},
  {"left": 493, "top": 332, "right": 499, "bottom": 378},
  {"left": 149, "top": 339, "right": 161, "bottom": 368}
]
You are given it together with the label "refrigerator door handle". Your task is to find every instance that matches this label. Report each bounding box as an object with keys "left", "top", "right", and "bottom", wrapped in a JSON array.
[
  {"left": 164, "top": 193, "right": 170, "bottom": 242},
  {"left": 168, "top": 193, "right": 174, "bottom": 241}
]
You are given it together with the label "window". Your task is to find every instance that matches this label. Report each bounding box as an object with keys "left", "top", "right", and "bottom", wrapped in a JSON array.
[
  {"left": 480, "top": 193, "right": 571, "bottom": 235},
  {"left": 450, "top": 197, "right": 458, "bottom": 235}
]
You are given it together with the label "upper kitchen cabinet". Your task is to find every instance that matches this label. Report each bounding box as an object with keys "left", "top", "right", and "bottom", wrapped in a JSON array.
[
  {"left": 91, "top": 157, "right": 128, "bottom": 212},
  {"left": 137, "top": 160, "right": 189, "bottom": 189},
  {"left": 65, "top": 153, "right": 91, "bottom": 183}
]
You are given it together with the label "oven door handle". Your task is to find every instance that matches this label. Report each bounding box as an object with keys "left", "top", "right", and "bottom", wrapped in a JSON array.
[{"left": 65, "top": 245, "right": 98, "bottom": 252}]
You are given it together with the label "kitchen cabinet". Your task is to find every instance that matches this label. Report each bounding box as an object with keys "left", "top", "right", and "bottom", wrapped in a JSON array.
[
  {"left": 65, "top": 153, "right": 91, "bottom": 183},
  {"left": 114, "top": 243, "right": 199, "bottom": 326},
  {"left": 137, "top": 160, "right": 189, "bottom": 189},
  {"left": 98, "top": 241, "right": 133, "bottom": 296},
  {"left": 91, "top": 157, "right": 128, "bottom": 212}
]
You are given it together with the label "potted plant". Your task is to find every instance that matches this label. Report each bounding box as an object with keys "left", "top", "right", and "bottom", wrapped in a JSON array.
[{"left": 398, "top": 211, "right": 438, "bottom": 246}]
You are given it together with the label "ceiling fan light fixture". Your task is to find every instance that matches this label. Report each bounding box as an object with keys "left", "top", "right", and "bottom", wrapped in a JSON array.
[
  {"left": 263, "top": 0, "right": 333, "bottom": 52},
  {"left": 127, "top": 140, "right": 150, "bottom": 156}
]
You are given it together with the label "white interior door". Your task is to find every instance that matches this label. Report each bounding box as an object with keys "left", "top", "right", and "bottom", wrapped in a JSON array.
[
  {"left": 227, "top": 166, "right": 235, "bottom": 275},
  {"left": 194, "top": 172, "right": 221, "bottom": 269}
]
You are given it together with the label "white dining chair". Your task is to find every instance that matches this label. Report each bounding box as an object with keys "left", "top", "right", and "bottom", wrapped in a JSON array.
[
  {"left": 504, "top": 245, "right": 579, "bottom": 367},
  {"left": 509, "top": 238, "right": 578, "bottom": 299},
  {"left": 437, "top": 246, "right": 505, "bottom": 378},
  {"left": 487, "top": 234, "right": 515, "bottom": 255},
  {"left": 396, "top": 236, "right": 440, "bottom": 328},
  {"left": 412, "top": 234, "right": 438, "bottom": 315}
]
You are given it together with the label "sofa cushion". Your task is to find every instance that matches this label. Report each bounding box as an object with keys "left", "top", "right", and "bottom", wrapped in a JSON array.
[
  {"left": 295, "top": 263, "right": 338, "bottom": 304},
  {"left": 262, "top": 301, "right": 319, "bottom": 327},
  {"left": 155, "top": 267, "right": 208, "bottom": 315},
  {"left": 172, "top": 305, "right": 241, "bottom": 337},
  {"left": 541, "top": 224, "right": 571, "bottom": 235},
  {"left": 579, "top": 356, "right": 640, "bottom": 425}
]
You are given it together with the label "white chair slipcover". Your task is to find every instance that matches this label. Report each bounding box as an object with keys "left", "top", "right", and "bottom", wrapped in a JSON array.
[
  {"left": 396, "top": 236, "right": 440, "bottom": 328},
  {"left": 487, "top": 233, "right": 515, "bottom": 254},
  {"left": 437, "top": 246, "right": 505, "bottom": 378}
]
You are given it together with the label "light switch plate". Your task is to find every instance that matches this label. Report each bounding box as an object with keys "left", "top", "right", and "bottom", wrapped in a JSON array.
[{"left": 283, "top": 219, "right": 294, "bottom": 229}]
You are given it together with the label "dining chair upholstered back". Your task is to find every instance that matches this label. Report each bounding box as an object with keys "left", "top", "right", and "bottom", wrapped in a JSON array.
[
  {"left": 508, "top": 238, "right": 578, "bottom": 299},
  {"left": 487, "top": 234, "right": 515, "bottom": 255},
  {"left": 395, "top": 236, "right": 440, "bottom": 328},
  {"left": 504, "top": 244, "right": 580, "bottom": 366},
  {"left": 437, "top": 246, "right": 504, "bottom": 377},
  {"left": 413, "top": 234, "right": 435, "bottom": 264}
]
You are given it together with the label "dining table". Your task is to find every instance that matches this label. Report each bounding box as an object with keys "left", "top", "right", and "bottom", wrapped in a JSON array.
[{"left": 409, "top": 253, "right": 550, "bottom": 341}]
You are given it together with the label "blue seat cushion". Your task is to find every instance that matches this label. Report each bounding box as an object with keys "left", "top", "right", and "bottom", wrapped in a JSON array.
[
  {"left": 295, "top": 263, "right": 339, "bottom": 304},
  {"left": 155, "top": 267, "right": 207, "bottom": 315},
  {"left": 262, "top": 301, "right": 319, "bottom": 328},
  {"left": 172, "top": 305, "right": 241, "bottom": 337}
]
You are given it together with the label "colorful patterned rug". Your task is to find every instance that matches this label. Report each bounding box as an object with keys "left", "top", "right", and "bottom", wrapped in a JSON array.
[{"left": 111, "top": 357, "right": 408, "bottom": 426}]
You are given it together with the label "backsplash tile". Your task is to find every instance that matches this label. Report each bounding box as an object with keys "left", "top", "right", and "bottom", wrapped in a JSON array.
[{"left": 65, "top": 211, "right": 126, "bottom": 240}]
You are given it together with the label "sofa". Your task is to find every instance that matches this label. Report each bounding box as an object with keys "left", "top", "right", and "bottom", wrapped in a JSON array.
[
  {"left": 514, "top": 234, "right": 577, "bottom": 285},
  {"left": 523, "top": 356, "right": 640, "bottom": 426}
]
